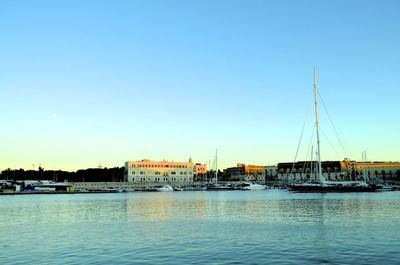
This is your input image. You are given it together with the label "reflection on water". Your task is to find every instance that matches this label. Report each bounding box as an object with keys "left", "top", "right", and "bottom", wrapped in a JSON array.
[{"left": 1, "top": 191, "right": 400, "bottom": 264}]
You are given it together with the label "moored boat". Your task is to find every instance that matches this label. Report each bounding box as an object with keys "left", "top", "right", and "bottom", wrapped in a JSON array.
[
  {"left": 206, "top": 149, "right": 235, "bottom": 191},
  {"left": 207, "top": 183, "right": 234, "bottom": 191},
  {"left": 288, "top": 68, "right": 380, "bottom": 193},
  {"left": 155, "top": 185, "right": 174, "bottom": 192},
  {"left": 238, "top": 182, "right": 266, "bottom": 190},
  {"left": 288, "top": 181, "right": 381, "bottom": 192}
]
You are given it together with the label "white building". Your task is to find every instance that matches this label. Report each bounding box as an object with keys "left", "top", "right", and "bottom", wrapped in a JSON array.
[{"left": 125, "top": 158, "right": 195, "bottom": 184}]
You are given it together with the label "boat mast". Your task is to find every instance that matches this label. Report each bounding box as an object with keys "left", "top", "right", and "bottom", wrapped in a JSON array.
[
  {"left": 215, "top": 149, "right": 218, "bottom": 184},
  {"left": 313, "top": 67, "right": 324, "bottom": 183},
  {"left": 208, "top": 159, "right": 211, "bottom": 183},
  {"left": 363, "top": 151, "right": 368, "bottom": 182},
  {"left": 310, "top": 145, "right": 314, "bottom": 180}
]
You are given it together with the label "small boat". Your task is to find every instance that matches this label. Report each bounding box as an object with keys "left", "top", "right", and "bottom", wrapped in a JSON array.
[
  {"left": 75, "top": 188, "right": 89, "bottom": 193},
  {"left": 207, "top": 183, "right": 234, "bottom": 191},
  {"left": 100, "top": 188, "right": 119, "bottom": 193},
  {"left": 155, "top": 185, "right": 174, "bottom": 192},
  {"left": 238, "top": 182, "right": 266, "bottom": 190}
]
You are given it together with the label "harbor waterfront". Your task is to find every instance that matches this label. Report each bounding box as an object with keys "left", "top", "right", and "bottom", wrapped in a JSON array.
[{"left": 1, "top": 190, "right": 400, "bottom": 264}]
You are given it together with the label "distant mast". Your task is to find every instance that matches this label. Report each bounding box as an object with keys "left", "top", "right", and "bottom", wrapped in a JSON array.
[{"left": 313, "top": 67, "right": 324, "bottom": 183}]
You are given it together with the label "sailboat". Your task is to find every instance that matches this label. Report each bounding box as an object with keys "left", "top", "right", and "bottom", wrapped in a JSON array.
[
  {"left": 207, "top": 149, "right": 233, "bottom": 190},
  {"left": 288, "top": 68, "right": 381, "bottom": 192}
]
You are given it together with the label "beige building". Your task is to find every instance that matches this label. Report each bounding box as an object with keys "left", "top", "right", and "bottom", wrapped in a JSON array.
[
  {"left": 352, "top": 160, "right": 400, "bottom": 181},
  {"left": 276, "top": 158, "right": 400, "bottom": 183},
  {"left": 125, "top": 158, "right": 195, "bottom": 184}
]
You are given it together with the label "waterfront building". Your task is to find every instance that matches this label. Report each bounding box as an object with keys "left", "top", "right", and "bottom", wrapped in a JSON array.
[
  {"left": 194, "top": 163, "right": 207, "bottom": 181},
  {"left": 278, "top": 160, "right": 345, "bottom": 182},
  {"left": 277, "top": 158, "right": 400, "bottom": 183},
  {"left": 352, "top": 160, "right": 400, "bottom": 182},
  {"left": 125, "top": 158, "right": 195, "bottom": 184},
  {"left": 265, "top": 165, "right": 278, "bottom": 183},
  {"left": 223, "top": 163, "right": 265, "bottom": 182}
]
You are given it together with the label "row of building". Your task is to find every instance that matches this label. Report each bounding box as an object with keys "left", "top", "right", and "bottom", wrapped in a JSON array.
[{"left": 124, "top": 158, "right": 400, "bottom": 184}]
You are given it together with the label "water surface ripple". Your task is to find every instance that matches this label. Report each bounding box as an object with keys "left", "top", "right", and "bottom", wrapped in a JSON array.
[{"left": 1, "top": 190, "right": 400, "bottom": 264}]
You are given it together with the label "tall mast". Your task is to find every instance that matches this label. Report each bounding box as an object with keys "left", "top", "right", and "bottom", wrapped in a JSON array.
[
  {"left": 215, "top": 149, "right": 218, "bottom": 184},
  {"left": 313, "top": 67, "right": 324, "bottom": 183}
]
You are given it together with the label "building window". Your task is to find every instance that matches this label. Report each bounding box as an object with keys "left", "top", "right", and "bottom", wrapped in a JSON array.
[{"left": 171, "top": 172, "right": 176, "bottom": 175}]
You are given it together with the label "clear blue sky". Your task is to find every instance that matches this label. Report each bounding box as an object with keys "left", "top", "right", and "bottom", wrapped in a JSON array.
[{"left": 1, "top": 0, "right": 399, "bottom": 171}]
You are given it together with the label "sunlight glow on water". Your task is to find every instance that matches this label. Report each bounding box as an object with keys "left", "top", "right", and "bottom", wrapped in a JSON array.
[{"left": 1, "top": 191, "right": 400, "bottom": 264}]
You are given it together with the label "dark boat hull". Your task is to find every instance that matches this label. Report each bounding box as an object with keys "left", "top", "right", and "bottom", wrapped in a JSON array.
[{"left": 288, "top": 184, "right": 381, "bottom": 193}]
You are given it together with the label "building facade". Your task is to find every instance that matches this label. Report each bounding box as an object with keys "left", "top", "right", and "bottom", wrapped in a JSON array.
[
  {"left": 194, "top": 163, "right": 207, "bottom": 181},
  {"left": 352, "top": 160, "right": 400, "bottom": 182},
  {"left": 265, "top": 165, "right": 278, "bottom": 183},
  {"left": 277, "top": 158, "right": 400, "bottom": 183},
  {"left": 223, "top": 163, "right": 265, "bottom": 182},
  {"left": 125, "top": 158, "right": 195, "bottom": 184}
]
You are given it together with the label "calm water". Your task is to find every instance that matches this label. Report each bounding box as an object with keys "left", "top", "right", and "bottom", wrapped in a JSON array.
[{"left": 1, "top": 190, "right": 400, "bottom": 264}]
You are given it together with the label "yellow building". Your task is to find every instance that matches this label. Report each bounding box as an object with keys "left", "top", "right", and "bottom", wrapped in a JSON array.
[
  {"left": 224, "top": 163, "right": 265, "bottom": 182},
  {"left": 352, "top": 160, "right": 400, "bottom": 181},
  {"left": 194, "top": 163, "right": 207, "bottom": 181}
]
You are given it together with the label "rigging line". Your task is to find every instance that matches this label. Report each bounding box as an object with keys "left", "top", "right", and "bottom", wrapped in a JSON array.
[
  {"left": 303, "top": 126, "right": 316, "bottom": 174},
  {"left": 310, "top": 146, "right": 314, "bottom": 179},
  {"left": 213, "top": 155, "right": 217, "bottom": 171},
  {"left": 317, "top": 90, "right": 349, "bottom": 159},
  {"left": 319, "top": 128, "right": 342, "bottom": 159},
  {"left": 302, "top": 91, "right": 316, "bottom": 175},
  {"left": 291, "top": 117, "right": 307, "bottom": 174},
  {"left": 291, "top": 91, "right": 313, "bottom": 174}
]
